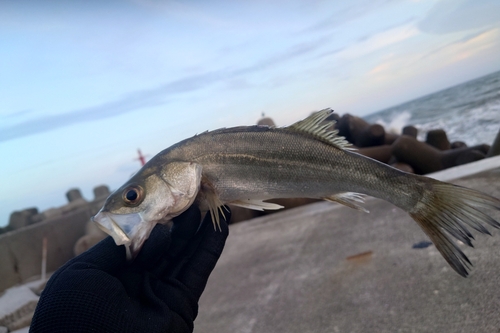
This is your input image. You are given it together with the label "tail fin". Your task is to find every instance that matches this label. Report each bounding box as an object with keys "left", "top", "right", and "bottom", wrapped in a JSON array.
[{"left": 409, "top": 181, "right": 500, "bottom": 277}]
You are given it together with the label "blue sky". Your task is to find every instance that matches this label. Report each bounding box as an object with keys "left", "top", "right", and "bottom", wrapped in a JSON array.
[{"left": 1, "top": 0, "right": 500, "bottom": 226}]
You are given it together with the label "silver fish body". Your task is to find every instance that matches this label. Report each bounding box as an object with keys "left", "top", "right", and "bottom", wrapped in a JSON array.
[
  {"left": 93, "top": 109, "right": 500, "bottom": 276},
  {"left": 166, "top": 124, "right": 419, "bottom": 210}
]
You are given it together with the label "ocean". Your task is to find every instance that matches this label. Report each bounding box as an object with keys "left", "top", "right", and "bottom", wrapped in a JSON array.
[{"left": 363, "top": 70, "right": 500, "bottom": 147}]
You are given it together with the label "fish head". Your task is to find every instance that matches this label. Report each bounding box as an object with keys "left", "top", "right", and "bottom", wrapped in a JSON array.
[{"left": 93, "top": 161, "right": 203, "bottom": 259}]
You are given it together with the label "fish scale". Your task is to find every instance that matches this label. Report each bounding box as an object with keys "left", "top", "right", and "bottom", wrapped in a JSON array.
[{"left": 169, "top": 127, "right": 411, "bottom": 204}]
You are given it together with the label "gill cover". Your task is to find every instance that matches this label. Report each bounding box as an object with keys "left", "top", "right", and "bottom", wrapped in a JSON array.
[{"left": 93, "top": 161, "right": 203, "bottom": 259}]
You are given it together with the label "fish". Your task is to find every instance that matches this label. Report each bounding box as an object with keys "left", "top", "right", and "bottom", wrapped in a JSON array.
[{"left": 93, "top": 109, "right": 500, "bottom": 277}]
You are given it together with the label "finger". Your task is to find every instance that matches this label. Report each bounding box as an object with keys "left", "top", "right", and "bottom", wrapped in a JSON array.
[
  {"left": 176, "top": 206, "right": 230, "bottom": 300},
  {"left": 136, "top": 205, "right": 201, "bottom": 269},
  {"left": 134, "top": 223, "right": 173, "bottom": 270},
  {"left": 67, "top": 236, "right": 129, "bottom": 274},
  {"left": 169, "top": 204, "right": 202, "bottom": 258},
  {"left": 148, "top": 205, "right": 202, "bottom": 277}
]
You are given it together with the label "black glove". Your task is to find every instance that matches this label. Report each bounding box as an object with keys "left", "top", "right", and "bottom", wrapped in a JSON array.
[{"left": 30, "top": 205, "right": 230, "bottom": 333}]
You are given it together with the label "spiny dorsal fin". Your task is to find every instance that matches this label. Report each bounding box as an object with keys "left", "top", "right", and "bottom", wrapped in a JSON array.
[{"left": 288, "top": 108, "right": 353, "bottom": 150}]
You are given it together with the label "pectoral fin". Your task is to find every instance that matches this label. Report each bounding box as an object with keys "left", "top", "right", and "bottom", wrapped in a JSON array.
[
  {"left": 199, "top": 176, "right": 228, "bottom": 231},
  {"left": 323, "top": 192, "right": 369, "bottom": 213}
]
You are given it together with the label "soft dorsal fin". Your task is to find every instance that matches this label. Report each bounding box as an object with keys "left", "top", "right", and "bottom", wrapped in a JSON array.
[{"left": 287, "top": 108, "right": 353, "bottom": 150}]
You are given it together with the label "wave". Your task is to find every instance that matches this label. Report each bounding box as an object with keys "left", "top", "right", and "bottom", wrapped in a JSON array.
[{"left": 364, "top": 71, "right": 500, "bottom": 147}]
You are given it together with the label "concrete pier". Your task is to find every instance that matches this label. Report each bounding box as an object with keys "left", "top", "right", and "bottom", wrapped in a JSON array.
[{"left": 195, "top": 158, "right": 500, "bottom": 333}]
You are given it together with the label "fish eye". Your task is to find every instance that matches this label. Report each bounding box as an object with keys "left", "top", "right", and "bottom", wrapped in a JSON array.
[{"left": 122, "top": 185, "right": 143, "bottom": 206}]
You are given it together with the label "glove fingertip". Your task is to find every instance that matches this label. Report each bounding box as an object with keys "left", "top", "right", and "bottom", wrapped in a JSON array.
[
  {"left": 70, "top": 236, "right": 128, "bottom": 273},
  {"left": 135, "top": 223, "right": 173, "bottom": 265},
  {"left": 172, "top": 205, "right": 202, "bottom": 240},
  {"left": 177, "top": 212, "right": 229, "bottom": 300}
]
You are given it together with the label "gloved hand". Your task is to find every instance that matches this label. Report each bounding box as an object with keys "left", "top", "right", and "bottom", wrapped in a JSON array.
[{"left": 30, "top": 205, "right": 230, "bottom": 333}]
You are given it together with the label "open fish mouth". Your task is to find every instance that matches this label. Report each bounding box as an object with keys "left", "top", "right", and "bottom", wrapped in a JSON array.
[{"left": 93, "top": 211, "right": 144, "bottom": 259}]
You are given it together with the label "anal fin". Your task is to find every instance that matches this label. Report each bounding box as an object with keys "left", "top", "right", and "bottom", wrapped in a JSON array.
[
  {"left": 230, "top": 199, "right": 285, "bottom": 211},
  {"left": 323, "top": 192, "right": 369, "bottom": 213}
]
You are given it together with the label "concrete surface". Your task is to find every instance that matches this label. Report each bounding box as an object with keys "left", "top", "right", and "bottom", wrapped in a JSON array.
[
  {"left": 195, "top": 164, "right": 500, "bottom": 333},
  {"left": 428, "top": 155, "right": 500, "bottom": 182},
  {"left": 0, "top": 285, "right": 38, "bottom": 331},
  {"left": 11, "top": 327, "right": 29, "bottom": 333},
  {"left": 0, "top": 185, "right": 110, "bottom": 293},
  {"left": 0, "top": 208, "right": 92, "bottom": 292}
]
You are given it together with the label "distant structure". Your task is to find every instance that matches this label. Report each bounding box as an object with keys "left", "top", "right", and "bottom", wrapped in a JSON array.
[
  {"left": 0, "top": 147, "right": 154, "bottom": 292},
  {"left": 0, "top": 184, "right": 112, "bottom": 293},
  {"left": 135, "top": 149, "right": 148, "bottom": 166},
  {"left": 6, "top": 208, "right": 39, "bottom": 231},
  {"left": 1, "top": 186, "right": 111, "bottom": 236},
  {"left": 66, "top": 188, "right": 85, "bottom": 203},
  {"left": 93, "top": 185, "right": 111, "bottom": 200},
  {"left": 257, "top": 114, "right": 276, "bottom": 127}
]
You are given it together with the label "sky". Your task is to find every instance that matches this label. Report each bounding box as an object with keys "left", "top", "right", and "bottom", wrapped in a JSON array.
[{"left": 1, "top": 0, "right": 500, "bottom": 227}]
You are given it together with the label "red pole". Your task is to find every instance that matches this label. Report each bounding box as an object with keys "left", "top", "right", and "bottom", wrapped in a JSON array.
[{"left": 136, "top": 149, "right": 147, "bottom": 166}]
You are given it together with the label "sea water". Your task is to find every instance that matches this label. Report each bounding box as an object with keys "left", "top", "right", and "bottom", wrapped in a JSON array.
[{"left": 364, "top": 70, "right": 500, "bottom": 146}]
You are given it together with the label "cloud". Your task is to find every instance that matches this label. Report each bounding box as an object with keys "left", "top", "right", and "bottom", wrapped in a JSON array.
[
  {"left": 418, "top": 0, "right": 500, "bottom": 34},
  {"left": 2, "top": 109, "right": 33, "bottom": 119},
  {"left": 419, "top": 28, "right": 494, "bottom": 61},
  {"left": 336, "top": 24, "right": 419, "bottom": 59},
  {"left": 314, "top": 18, "right": 417, "bottom": 61},
  {"left": 366, "top": 28, "right": 500, "bottom": 83},
  {"left": 304, "top": 0, "right": 400, "bottom": 33},
  {"left": 0, "top": 37, "right": 327, "bottom": 142},
  {"left": 0, "top": 70, "right": 225, "bottom": 142},
  {"left": 368, "top": 62, "right": 391, "bottom": 75},
  {"left": 130, "top": 0, "right": 233, "bottom": 28},
  {"left": 421, "top": 28, "right": 499, "bottom": 64},
  {"left": 234, "top": 36, "right": 330, "bottom": 76}
]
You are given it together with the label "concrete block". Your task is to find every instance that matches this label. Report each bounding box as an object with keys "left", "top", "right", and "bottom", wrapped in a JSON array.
[
  {"left": 487, "top": 129, "right": 500, "bottom": 157},
  {"left": 451, "top": 141, "right": 467, "bottom": 149},
  {"left": 257, "top": 117, "right": 276, "bottom": 127},
  {"left": 357, "top": 145, "right": 393, "bottom": 164},
  {"left": 66, "top": 188, "right": 83, "bottom": 202},
  {"left": 226, "top": 205, "right": 261, "bottom": 224},
  {"left": 73, "top": 232, "right": 106, "bottom": 256},
  {"left": 338, "top": 114, "right": 385, "bottom": 147},
  {"left": 0, "top": 285, "right": 38, "bottom": 331},
  {"left": 390, "top": 162, "right": 414, "bottom": 173},
  {"left": 93, "top": 185, "right": 111, "bottom": 201},
  {"left": 73, "top": 220, "right": 107, "bottom": 256},
  {"left": 384, "top": 132, "right": 399, "bottom": 145},
  {"left": 426, "top": 129, "right": 450, "bottom": 150},
  {"left": 8, "top": 208, "right": 39, "bottom": 230},
  {"left": 0, "top": 209, "right": 92, "bottom": 292},
  {"left": 393, "top": 135, "right": 492, "bottom": 174},
  {"left": 402, "top": 125, "right": 418, "bottom": 138}
]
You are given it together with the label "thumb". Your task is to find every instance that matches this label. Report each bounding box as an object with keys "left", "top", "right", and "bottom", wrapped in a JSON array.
[{"left": 63, "top": 236, "right": 129, "bottom": 275}]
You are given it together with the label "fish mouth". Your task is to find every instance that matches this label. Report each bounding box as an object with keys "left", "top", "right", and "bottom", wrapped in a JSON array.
[{"left": 92, "top": 211, "right": 145, "bottom": 260}]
